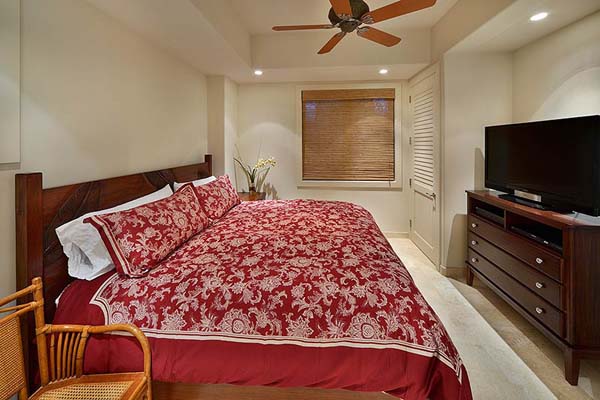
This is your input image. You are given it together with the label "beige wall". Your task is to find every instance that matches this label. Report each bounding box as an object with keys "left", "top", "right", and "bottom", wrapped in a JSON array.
[
  {"left": 513, "top": 11, "right": 600, "bottom": 122},
  {"left": 0, "top": 0, "right": 208, "bottom": 299},
  {"left": 441, "top": 52, "right": 513, "bottom": 271},
  {"left": 0, "top": 0, "right": 20, "bottom": 163},
  {"left": 207, "top": 77, "right": 226, "bottom": 175},
  {"left": 224, "top": 78, "right": 238, "bottom": 178},
  {"left": 438, "top": 11, "right": 600, "bottom": 271},
  {"left": 207, "top": 76, "right": 238, "bottom": 178},
  {"left": 235, "top": 82, "right": 411, "bottom": 235},
  {"left": 431, "top": 0, "right": 514, "bottom": 61}
]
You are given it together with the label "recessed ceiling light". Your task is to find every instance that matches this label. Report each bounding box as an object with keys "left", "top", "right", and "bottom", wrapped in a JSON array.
[
  {"left": 530, "top": 12, "right": 548, "bottom": 22},
  {"left": 379, "top": 68, "right": 389, "bottom": 75},
  {"left": 254, "top": 69, "right": 263, "bottom": 76}
]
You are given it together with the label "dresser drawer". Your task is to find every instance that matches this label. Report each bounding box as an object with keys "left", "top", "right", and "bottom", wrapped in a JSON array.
[
  {"left": 468, "top": 214, "right": 563, "bottom": 282},
  {"left": 468, "top": 232, "right": 563, "bottom": 310},
  {"left": 468, "top": 248, "right": 564, "bottom": 337}
]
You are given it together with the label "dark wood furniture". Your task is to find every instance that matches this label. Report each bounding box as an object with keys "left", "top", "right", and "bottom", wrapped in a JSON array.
[
  {"left": 466, "top": 190, "right": 600, "bottom": 385},
  {"left": 15, "top": 155, "right": 212, "bottom": 395},
  {"left": 15, "top": 155, "right": 392, "bottom": 400},
  {"left": 238, "top": 191, "right": 266, "bottom": 201}
]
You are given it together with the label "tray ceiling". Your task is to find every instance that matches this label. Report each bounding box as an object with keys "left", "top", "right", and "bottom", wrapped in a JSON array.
[
  {"left": 84, "top": 0, "right": 600, "bottom": 83},
  {"left": 230, "top": 0, "right": 459, "bottom": 35}
]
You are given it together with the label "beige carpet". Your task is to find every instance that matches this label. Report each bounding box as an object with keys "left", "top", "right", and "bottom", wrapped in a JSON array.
[
  {"left": 388, "top": 238, "right": 598, "bottom": 400},
  {"left": 452, "top": 272, "right": 600, "bottom": 399}
]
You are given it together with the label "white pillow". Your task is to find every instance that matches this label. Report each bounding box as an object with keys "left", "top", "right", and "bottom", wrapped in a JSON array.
[
  {"left": 173, "top": 176, "right": 217, "bottom": 191},
  {"left": 56, "top": 185, "right": 173, "bottom": 280}
]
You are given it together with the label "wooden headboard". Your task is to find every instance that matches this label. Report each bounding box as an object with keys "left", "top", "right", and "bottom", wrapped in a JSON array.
[{"left": 15, "top": 154, "right": 212, "bottom": 386}]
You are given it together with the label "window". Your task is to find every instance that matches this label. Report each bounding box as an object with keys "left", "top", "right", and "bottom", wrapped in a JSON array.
[{"left": 301, "top": 89, "right": 395, "bottom": 182}]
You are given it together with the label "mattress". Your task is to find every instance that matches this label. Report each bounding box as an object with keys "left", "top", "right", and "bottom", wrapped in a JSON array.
[{"left": 54, "top": 199, "right": 472, "bottom": 400}]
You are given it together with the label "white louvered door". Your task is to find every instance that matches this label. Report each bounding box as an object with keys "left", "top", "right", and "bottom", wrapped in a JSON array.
[{"left": 409, "top": 65, "right": 440, "bottom": 266}]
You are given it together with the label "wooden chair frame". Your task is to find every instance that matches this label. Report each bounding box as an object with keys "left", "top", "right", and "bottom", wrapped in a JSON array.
[{"left": 0, "top": 277, "right": 152, "bottom": 400}]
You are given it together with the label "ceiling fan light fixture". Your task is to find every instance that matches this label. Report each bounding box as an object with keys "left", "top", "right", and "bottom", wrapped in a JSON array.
[
  {"left": 254, "top": 69, "right": 264, "bottom": 76},
  {"left": 379, "top": 68, "right": 389, "bottom": 75},
  {"left": 530, "top": 12, "right": 548, "bottom": 22}
]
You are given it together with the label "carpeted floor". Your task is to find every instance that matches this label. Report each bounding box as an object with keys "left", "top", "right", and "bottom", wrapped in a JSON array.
[{"left": 388, "top": 238, "right": 599, "bottom": 400}]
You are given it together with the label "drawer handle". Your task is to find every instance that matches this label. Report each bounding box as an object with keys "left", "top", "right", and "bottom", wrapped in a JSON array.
[
  {"left": 535, "top": 307, "right": 545, "bottom": 315},
  {"left": 471, "top": 257, "right": 479, "bottom": 263},
  {"left": 471, "top": 223, "right": 478, "bottom": 228},
  {"left": 535, "top": 282, "right": 545, "bottom": 289},
  {"left": 536, "top": 257, "right": 544, "bottom": 265},
  {"left": 471, "top": 240, "right": 478, "bottom": 246}
]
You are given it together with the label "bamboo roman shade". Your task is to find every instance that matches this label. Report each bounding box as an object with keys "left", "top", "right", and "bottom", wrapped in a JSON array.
[{"left": 302, "top": 89, "right": 395, "bottom": 181}]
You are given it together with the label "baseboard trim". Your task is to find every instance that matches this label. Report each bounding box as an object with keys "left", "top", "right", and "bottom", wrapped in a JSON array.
[
  {"left": 383, "top": 232, "right": 410, "bottom": 239},
  {"left": 440, "top": 264, "right": 466, "bottom": 279}
]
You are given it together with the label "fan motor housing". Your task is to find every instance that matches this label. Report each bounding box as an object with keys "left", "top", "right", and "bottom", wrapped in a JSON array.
[
  {"left": 338, "top": 20, "right": 362, "bottom": 33},
  {"left": 328, "top": 0, "right": 370, "bottom": 24}
]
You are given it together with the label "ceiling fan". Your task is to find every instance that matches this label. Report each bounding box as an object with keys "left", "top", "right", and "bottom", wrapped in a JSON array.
[{"left": 273, "top": 0, "right": 436, "bottom": 54}]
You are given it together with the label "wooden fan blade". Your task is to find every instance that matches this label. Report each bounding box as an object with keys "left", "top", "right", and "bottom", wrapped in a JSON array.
[
  {"left": 329, "top": 0, "right": 353, "bottom": 17},
  {"left": 357, "top": 27, "right": 401, "bottom": 47},
  {"left": 318, "top": 32, "right": 346, "bottom": 54},
  {"left": 273, "top": 24, "right": 334, "bottom": 31},
  {"left": 362, "top": 0, "right": 437, "bottom": 24}
]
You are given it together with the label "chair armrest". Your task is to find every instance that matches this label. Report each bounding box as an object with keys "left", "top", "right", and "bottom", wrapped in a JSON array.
[
  {"left": 88, "top": 324, "right": 152, "bottom": 378},
  {"left": 44, "top": 324, "right": 152, "bottom": 379}
]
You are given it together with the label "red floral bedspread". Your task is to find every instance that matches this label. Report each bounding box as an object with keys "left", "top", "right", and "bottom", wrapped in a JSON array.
[{"left": 54, "top": 200, "right": 472, "bottom": 400}]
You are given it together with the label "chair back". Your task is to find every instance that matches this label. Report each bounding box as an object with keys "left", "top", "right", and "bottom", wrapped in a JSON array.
[
  {"left": 0, "top": 316, "right": 27, "bottom": 399},
  {"left": 0, "top": 277, "right": 48, "bottom": 399}
]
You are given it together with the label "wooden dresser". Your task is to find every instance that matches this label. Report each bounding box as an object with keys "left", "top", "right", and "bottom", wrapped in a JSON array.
[{"left": 466, "top": 190, "right": 600, "bottom": 385}]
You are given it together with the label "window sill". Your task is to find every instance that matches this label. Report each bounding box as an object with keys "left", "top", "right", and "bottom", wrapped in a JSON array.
[{"left": 297, "top": 180, "right": 402, "bottom": 191}]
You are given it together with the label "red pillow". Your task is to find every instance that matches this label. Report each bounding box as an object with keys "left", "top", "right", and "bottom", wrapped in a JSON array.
[
  {"left": 194, "top": 175, "right": 241, "bottom": 221},
  {"left": 85, "top": 184, "right": 208, "bottom": 277}
]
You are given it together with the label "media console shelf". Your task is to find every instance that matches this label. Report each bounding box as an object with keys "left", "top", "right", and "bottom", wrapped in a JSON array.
[{"left": 466, "top": 190, "right": 600, "bottom": 385}]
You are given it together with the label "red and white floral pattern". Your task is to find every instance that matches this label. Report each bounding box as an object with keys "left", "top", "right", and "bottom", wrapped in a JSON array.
[
  {"left": 85, "top": 184, "right": 209, "bottom": 278},
  {"left": 193, "top": 175, "right": 240, "bottom": 221},
  {"left": 91, "top": 200, "right": 465, "bottom": 379}
]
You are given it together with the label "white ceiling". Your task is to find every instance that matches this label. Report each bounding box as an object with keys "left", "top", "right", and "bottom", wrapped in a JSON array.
[
  {"left": 230, "top": 0, "right": 459, "bottom": 35},
  {"left": 85, "top": 0, "right": 600, "bottom": 83},
  {"left": 236, "top": 0, "right": 458, "bottom": 82},
  {"left": 451, "top": 0, "right": 600, "bottom": 53},
  {"left": 86, "top": 0, "right": 253, "bottom": 81}
]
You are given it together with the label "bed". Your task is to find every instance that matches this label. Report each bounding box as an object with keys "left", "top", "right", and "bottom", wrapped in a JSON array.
[{"left": 16, "top": 155, "right": 472, "bottom": 400}]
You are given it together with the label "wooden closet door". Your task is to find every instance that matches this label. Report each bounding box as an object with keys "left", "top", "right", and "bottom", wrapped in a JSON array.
[{"left": 409, "top": 64, "right": 441, "bottom": 266}]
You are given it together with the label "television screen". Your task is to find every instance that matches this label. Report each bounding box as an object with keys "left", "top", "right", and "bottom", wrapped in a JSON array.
[{"left": 485, "top": 116, "right": 600, "bottom": 216}]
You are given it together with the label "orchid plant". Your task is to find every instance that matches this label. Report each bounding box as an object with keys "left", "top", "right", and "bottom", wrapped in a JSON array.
[{"left": 234, "top": 156, "right": 277, "bottom": 193}]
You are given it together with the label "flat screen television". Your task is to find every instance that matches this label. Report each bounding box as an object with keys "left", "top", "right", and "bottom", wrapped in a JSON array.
[{"left": 485, "top": 115, "right": 600, "bottom": 216}]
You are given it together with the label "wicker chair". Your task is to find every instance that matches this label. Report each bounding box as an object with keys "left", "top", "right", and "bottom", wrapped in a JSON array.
[{"left": 0, "top": 278, "right": 152, "bottom": 400}]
